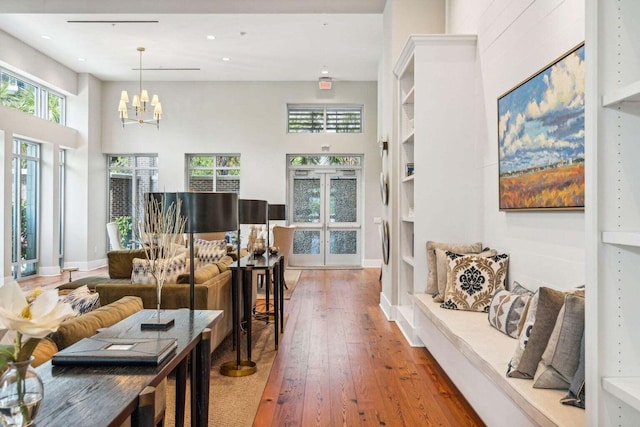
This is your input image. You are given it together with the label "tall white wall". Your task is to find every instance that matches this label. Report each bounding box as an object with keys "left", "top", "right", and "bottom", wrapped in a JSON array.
[
  {"left": 447, "top": 0, "right": 585, "bottom": 290},
  {"left": 101, "top": 80, "right": 382, "bottom": 265}
]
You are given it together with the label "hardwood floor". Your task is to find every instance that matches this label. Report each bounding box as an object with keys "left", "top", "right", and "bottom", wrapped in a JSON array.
[
  {"left": 255, "top": 269, "right": 484, "bottom": 427},
  {"left": 19, "top": 267, "right": 484, "bottom": 426}
]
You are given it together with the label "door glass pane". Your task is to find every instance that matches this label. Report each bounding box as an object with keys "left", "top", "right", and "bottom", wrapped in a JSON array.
[
  {"left": 329, "top": 230, "right": 357, "bottom": 255},
  {"left": 329, "top": 177, "right": 357, "bottom": 223},
  {"left": 293, "top": 178, "right": 321, "bottom": 223},
  {"left": 293, "top": 230, "right": 321, "bottom": 255}
]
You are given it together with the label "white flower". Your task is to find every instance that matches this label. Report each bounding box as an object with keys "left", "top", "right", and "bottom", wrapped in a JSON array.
[{"left": 0, "top": 281, "right": 75, "bottom": 340}]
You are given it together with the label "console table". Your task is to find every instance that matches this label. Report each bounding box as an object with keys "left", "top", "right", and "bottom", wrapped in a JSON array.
[
  {"left": 35, "top": 309, "right": 223, "bottom": 427},
  {"left": 222, "top": 254, "right": 283, "bottom": 377}
]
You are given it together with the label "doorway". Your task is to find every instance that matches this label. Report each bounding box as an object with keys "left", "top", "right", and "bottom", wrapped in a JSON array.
[{"left": 287, "top": 155, "right": 362, "bottom": 267}]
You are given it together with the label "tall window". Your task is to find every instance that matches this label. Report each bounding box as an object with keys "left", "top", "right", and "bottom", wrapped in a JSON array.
[
  {"left": 186, "top": 154, "right": 241, "bottom": 193},
  {"left": 107, "top": 155, "right": 158, "bottom": 249},
  {"left": 58, "top": 149, "right": 66, "bottom": 269},
  {"left": 0, "top": 68, "right": 65, "bottom": 124},
  {"left": 287, "top": 104, "right": 363, "bottom": 133},
  {"left": 12, "top": 139, "right": 40, "bottom": 278}
]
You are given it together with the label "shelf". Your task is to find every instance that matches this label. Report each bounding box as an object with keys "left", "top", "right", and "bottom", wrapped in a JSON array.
[
  {"left": 602, "top": 80, "right": 640, "bottom": 107},
  {"left": 402, "top": 86, "right": 415, "bottom": 105},
  {"left": 402, "top": 130, "right": 415, "bottom": 144},
  {"left": 402, "top": 216, "right": 415, "bottom": 223},
  {"left": 402, "top": 175, "right": 415, "bottom": 183},
  {"left": 603, "top": 377, "right": 640, "bottom": 412},
  {"left": 402, "top": 255, "right": 414, "bottom": 267},
  {"left": 601, "top": 231, "right": 640, "bottom": 247}
]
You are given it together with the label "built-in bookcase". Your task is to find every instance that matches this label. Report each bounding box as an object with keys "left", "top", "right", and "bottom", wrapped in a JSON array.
[{"left": 587, "top": 0, "right": 640, "bottom": 424}]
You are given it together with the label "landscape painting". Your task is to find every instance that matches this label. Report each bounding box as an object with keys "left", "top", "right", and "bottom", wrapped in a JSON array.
[{"left": 498, "top": 44, "right": 585, "bottom": 211}]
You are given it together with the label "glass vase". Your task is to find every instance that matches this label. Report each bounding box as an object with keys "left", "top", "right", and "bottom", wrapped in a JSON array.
[{"left": 0, "top": 357, "right": 44, "bottom": 427}]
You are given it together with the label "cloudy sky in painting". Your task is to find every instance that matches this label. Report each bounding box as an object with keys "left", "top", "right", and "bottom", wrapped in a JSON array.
[{"left": 498, "top": 45, "right": 585, "bottom": 174}]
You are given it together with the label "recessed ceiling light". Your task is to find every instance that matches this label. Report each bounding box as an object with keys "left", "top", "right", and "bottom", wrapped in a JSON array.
[
  {"left": 41, "top": 35, "right": 52, "bottom": 40},
  {"left": 222, "top": 57, "right": 230, "bottom": 62},
  {"left": 77, "top": 57, "right": 86, "bottom": 62},
  {"left": 207, "top": 35, "right": 216, "bottom": 40},
  {"left": 321, "top": 69, "right": 329, "bottom": 75}
]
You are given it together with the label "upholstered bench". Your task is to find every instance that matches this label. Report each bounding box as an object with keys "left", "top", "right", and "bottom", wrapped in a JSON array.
[{"left": 413, "top": 294, "right": 584, "bottom": 427}]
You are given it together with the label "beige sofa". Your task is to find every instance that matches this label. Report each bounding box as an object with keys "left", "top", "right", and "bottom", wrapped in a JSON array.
[{"left": 93, "top": 250, "right": 233, "bottom": 351}]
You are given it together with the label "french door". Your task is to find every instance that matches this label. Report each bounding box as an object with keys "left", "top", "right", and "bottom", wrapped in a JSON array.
[{"left": 288, "top": 162, "right": 362, "bottom": 267}]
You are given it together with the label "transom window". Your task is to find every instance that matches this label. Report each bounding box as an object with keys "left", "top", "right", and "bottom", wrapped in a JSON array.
[
  {"left": 287, "top": 104, "right": 363, "bottom": 134},
  {"left": 186, "top": 154, "right": 241, "bottom": 193},
  {"left": 0, "top": 68, "right": 65, "bottom": 124}
]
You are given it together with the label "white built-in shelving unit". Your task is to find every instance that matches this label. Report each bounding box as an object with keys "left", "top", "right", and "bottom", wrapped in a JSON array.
[
  {"left": 587, "top": 0, "right": 640, "bottom": 424},
  {"left": 392, "top": 35, "right": 477, "bottom": 345}
]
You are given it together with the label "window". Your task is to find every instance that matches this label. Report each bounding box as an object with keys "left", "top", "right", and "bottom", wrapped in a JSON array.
[
  {"left": 12, "top": 139, "right": 40, "bottom": 278},
  {"left": 186, "top": 154, "right": 241, "bottom": 193},
  {"left": 287, "top": 104, "right": 363, "bottom": 133},
  {"left": 107, "top": 155, "right": 158, "bottom": 248},
  {"left": 0, "top": 68, "right": 65, "bottom": 124}
]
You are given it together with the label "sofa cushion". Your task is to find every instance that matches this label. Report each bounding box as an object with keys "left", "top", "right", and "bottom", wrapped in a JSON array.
[
  {"left": 194, "top": 239, "right": 227, "bottom": 265},
  {"left": 534, "top": 294, "right": 585, "bottom": 389},
  {"left": 441, "top": 252, "right": 509, "bottom": 313},
  {"left": 51, "top": 296, "right": 143, "bottom": 350},
  {"left": 426, "top": 241, "right": 482, "bottom": 295},
  {"left": 32, "top": 337, "right": 59, "bottom": 368},
  {"left": 108, "top": 249, "right": 147, "bottom": 279},
  {"left": 59, "top": 285, "right": 101, "bottom": 315},
  {"left": 176, "top": 263, "right": 220, "bottom": 284}
]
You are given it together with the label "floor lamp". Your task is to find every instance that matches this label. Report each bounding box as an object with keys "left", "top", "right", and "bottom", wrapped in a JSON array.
[{"left": 220, "top": 198, "right": 268, "bottom": 377}]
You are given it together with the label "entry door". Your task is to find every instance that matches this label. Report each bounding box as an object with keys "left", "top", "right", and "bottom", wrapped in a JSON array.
[{"left": 289, "top": 168, "right": 361, "bottom": 267}]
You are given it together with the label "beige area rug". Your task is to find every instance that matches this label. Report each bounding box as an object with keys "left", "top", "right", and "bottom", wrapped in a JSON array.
[
  {"left": 163, "top": 317, "right": 283, "bottom": 427},
  {"left": 256, "top": 268, "right": 301, "bottom": 300}
]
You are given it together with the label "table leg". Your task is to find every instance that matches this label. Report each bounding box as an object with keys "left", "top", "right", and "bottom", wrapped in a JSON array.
[
  {"left": 273, "top": 263, "right": 279, "bottom": 350},
  {"left": 279, "top": 256, "right": 285, "bottom": 333},
  {"left": 231, "top": 269, "right": 238, "bottom": 351},
  {"left": 264, "top": 268, "right": 271, "bottom": 325},
  {"left": 175, "top": 358, "right": 187, "bottom": 427},
  {"left": 131, "top": 385, "right": 155, "bottom": 427},
  {"left": 243, "top": 267, "right": 253, "bottom": 361},
  {"left": 195, "top": 328, "right": 211, "bottom": 427}
]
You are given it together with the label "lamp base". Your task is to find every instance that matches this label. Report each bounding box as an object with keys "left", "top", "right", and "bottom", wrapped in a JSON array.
[
  {"left": 141, "top": 315, "right": 175, "bottom": 331},
  {"left": 219, "top": 360, "right": 257, "bottom": 377}
]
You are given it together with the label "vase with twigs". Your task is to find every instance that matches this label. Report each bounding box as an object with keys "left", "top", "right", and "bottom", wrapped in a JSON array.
[{"left": 138, "top": 194, "right": 187, "bottom": 330}]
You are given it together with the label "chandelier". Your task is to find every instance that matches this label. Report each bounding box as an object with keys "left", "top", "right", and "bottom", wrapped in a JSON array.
[{"left": 118, "top": 47, "right": 162, "bottom": 128}]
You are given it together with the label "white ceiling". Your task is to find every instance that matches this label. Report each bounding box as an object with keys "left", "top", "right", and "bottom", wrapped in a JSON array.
[{"left": 0, "top": 0, "right": 386, "bottom": 82}]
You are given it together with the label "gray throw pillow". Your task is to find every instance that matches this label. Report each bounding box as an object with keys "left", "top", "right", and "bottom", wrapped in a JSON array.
[
  {"left": 487, "top": 285, "right": 533, "bottom": 338},
  {"left": 533, "top": 293, "right": 585, "bottom": 389},
  {"left": 560, "top": 332, "right": 585, "bottom": 409},
  {"left": 507, "top": 287, "right": 565, "bottom": 379}
]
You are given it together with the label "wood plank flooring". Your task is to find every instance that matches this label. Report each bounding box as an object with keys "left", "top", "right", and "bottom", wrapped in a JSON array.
[
  {"left": 254, "top": 269, "right": 484, "bottom": 427},
  {"left": 18, "top": 267, "right": 484, "bottom": 426}
]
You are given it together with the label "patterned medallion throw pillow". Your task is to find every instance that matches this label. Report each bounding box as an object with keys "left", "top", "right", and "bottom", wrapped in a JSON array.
[
  {"left": 440, "top": 251, "right": 509, "bottom": 312},
  {"left": 426, "top": 241, "right": 483, "bottom": 295},
  {"left": 434, "top": 248, "right": 497, "bottom": 303}
]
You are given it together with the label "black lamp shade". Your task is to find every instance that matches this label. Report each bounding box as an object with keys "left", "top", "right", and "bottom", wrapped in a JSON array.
[
  {"left": 239, "top": 199, "right": 268, "bottom": 225},
  {"left": 147, "top": 192, "right": 238, "bottom": 233},
  {"left": 268, "top": 204, "right": 286, "bottom": 221}
]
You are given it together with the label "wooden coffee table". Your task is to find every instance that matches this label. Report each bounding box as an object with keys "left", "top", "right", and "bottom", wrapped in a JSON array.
[{"left": 36, "top": 309, "right": 223, "bottom": 427}]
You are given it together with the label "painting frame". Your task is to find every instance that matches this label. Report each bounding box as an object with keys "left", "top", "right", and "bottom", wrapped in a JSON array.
[{"left": 497, "top": 43, "right": 585, "bottom": 211}]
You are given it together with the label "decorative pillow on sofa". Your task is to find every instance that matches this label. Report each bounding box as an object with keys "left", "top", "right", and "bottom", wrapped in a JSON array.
[
  {"left": 426, "top": 241, "right": 483, "bottom": 295},
  {"left": 440, "top": 251, "right": 509, "bottom": 312},
  {"left": 130, "top": 253, "right": 187, "bottom": 285},
  {"left": 507, "top": 287, "right": 566, "bottom": 379},
  {"left": 488, "top": 284, "right": 533, "bottom": 338},
  {"left": 194, "top": 239, "right": 227, "bottom": 265},
  {"left": 533, "top": 293, "right": 585, "bottom": 389},
  {"left": 59, "top": 285, "right": 101, "bottom": 315},
  {"left": 434, "top": 248, "right": 497, "bottom": 302},
  {"left": 177, "top": 263, "right": 220, "bottom": 284}
]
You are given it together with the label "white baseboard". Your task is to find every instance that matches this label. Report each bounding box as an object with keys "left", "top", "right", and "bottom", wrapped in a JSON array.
[
  {"left": 63, "top": 258, "right": 107, "bottom": 272},
  {"left": 363, "top": 258, "right": 382, "bottom": 268},
  {"left": 39, "top": 266, "right": 63, "bottom": 276},
  {"left": 379, "top": 291, "right": 393, "bottom": 320}
]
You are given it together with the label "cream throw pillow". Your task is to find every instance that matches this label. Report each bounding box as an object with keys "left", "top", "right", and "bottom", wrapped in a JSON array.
[{"left": 426, "top": 241, "right": 482, "bottom": 295}]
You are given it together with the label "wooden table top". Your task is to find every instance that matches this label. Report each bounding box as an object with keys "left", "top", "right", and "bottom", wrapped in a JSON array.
[
  {"left": 231, "top": 254, "right": 282, "bottom": 270},
  {"left": 35, "top": 309, "right": 223, "bottom": 427}
]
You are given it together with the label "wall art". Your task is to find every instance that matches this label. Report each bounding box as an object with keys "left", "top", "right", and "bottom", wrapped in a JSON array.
[{"left": 498, "top": 43, "right": 585, "bottom": 211}]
